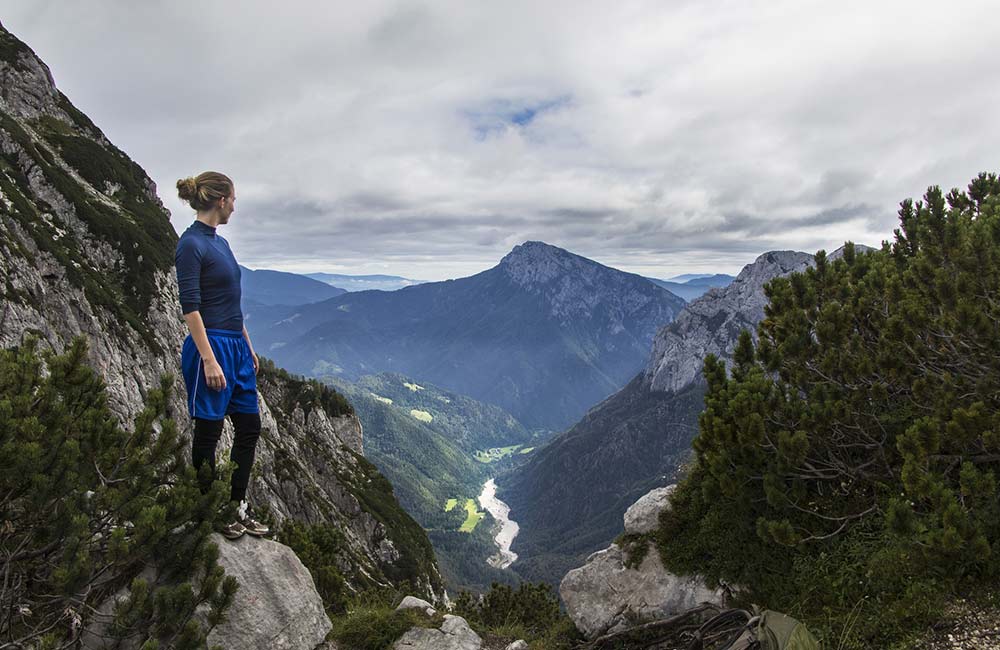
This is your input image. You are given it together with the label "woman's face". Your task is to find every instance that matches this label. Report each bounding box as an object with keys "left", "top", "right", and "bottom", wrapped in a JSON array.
[{"left": 219, "top": 187, "right": 236, "bottom": 224}]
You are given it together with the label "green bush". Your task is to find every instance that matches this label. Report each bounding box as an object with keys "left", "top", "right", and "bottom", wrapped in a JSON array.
[
  {"left": 0, "top": 335, "right": 237, "bottom": 649},
  {"left": 278, "top": 520, "right": 349, "bottom": 614},
  {"left": 453, "top": 581, "right": 580, "bottom": 646},
  {"left": 330, "top": 607, "right": 424, "bottom": 650},
  {"left": 657, "top": 172, "right": 1000, "bottom": 648},
  {"left": 329, "top": 587, "right": 441, "bottom": 650}
]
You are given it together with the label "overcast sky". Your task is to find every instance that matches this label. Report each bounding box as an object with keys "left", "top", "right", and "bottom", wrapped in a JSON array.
[{"left": 4, "top": 1, "right": 999, "bottom": 281}]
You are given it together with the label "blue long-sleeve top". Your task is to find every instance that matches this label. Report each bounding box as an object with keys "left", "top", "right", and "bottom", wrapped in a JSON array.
[{"left": 174, "top": 220, "right": 244, "bottom": 331}]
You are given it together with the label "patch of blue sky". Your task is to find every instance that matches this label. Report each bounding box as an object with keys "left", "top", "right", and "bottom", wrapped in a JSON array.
[{"left": 462, "top": 94, "right": 572, "bottom": 141}]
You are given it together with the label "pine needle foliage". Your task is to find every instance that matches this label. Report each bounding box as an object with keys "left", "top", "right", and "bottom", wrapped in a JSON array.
[
  {"left": 453, "top": 582, "right": 561, "bottom": 635},
  {"left": 277, "top": 520, "right": 349, "bottom": 614},
  {"left": 0, "top": 335, "right": 238, "bottom": 649},
  {"left": 656, "top": 173, "right": 1000, "bottom": 647},
  {"left": 453, "top": 581, "right": 581, "bottom": 647}
]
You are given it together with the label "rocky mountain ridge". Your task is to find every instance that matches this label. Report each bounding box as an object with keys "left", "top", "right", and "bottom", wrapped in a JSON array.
[
  {"left": 249, "top": 240, "right": 686, "bottom": 431},
  {"left": 646, "top": 246, "right": 871, "bottom": 393},
  {"left": 498, "top": 240, "right": 680, "bottom": 325}
]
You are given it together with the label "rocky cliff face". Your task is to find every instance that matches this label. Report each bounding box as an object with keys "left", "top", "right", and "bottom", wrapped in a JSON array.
[
  {"left": 645, "top": 246, "right": 871, "bottom": 394},
  {"left": 644, "top": 250, "right": 814, "bottom": 393},
  {"left": 0, "top": 20, "right": 441, "bottom": 602}
]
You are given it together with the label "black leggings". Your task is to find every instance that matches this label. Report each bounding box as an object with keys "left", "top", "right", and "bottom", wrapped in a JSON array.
[{"left": 192, "top": 412, "right": 262, "bottom": 503}]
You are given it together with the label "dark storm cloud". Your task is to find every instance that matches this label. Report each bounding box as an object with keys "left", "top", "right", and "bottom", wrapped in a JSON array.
[{"left": 4, "top": 0, "right": 999, "bottom": 279}]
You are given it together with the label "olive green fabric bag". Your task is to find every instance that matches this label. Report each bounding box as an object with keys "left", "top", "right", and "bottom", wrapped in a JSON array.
[{"left": 723, "top": 610, "right": 820, "bottom": 650}]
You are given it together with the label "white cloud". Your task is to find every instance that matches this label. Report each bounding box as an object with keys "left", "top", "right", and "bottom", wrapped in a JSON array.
[{"left": 4, "top": 0, "right": 999, "bottom": 279}]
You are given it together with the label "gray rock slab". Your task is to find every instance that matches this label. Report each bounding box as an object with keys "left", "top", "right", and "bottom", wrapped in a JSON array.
[
  {"left": 393, "top": 614, "right": 481, "bottom": 650},
  {"left": 560, "top": 542, "right": 723, "bottom": 639},
  {"left": 396, "top": 595, "right": 437, "bottom": 616},
  {"left": 199, "top": 533, "right": 331, "bottom": 650},
  {"left": 623, "top": 485, "right": 676, "bottom": 534}
]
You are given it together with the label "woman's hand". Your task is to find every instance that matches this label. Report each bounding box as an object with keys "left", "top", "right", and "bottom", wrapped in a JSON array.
[
  {"left": 251, "top": 351, "right": 259, "bottom": 375},
  {"left": 203, "top": 358, "right": 227, "bottom": 391}
]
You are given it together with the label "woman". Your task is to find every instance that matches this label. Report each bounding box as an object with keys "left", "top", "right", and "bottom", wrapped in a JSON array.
[{"left": 174, "top": 171, "right": 269, "bottom": 541}]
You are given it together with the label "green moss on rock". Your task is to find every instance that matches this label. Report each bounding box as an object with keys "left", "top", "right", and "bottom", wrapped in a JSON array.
[
  {"left": 0, "top": 110, "right": 175, "bottom": 352},
  {"left": 0, "top": 23, "right": 36, "bottom": 68}
]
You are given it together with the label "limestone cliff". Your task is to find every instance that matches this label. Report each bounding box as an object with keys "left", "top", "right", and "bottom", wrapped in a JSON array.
[
  {"left": 642, "top": 246, "right": 871, "bottom": 394},
  {"left": 644, "top": 250, "right": 815, "bottom": 393}
]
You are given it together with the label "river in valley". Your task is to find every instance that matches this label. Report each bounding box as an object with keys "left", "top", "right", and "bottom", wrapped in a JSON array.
[{"left": 477, "top": 478, "right": 519, "bottom": 569}]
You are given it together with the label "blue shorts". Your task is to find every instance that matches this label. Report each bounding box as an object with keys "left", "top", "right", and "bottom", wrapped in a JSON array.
[{"left": 181, "top": 328, "right": 259, "bottom": 421}]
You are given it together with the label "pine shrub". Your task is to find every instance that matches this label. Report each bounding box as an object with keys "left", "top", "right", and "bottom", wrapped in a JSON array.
[
  {"left": 0, "top": 335, "right": 238, "bottom": 649},
  {"left": 656, "top": 172, "right": 1000, "bottom": 648},
  {"left": 453, "top": 581, "right": 580, "bottom": 646}
]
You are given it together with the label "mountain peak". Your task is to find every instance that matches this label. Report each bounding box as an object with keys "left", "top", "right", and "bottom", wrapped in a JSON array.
[
  {"left": 498, "top": 241, "right": 598, "bottom": 286},
  {"left": 501, "top": 240, "right": 573, "bottom": 263}
]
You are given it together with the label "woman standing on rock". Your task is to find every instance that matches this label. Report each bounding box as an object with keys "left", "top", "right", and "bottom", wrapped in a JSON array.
[{"left": 174, "top": 171, "right": 270, "bottom": 541}]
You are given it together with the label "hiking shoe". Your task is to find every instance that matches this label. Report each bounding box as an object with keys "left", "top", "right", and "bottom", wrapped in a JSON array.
[
  {"left": 237, "top": 500, "right": 270, "bottom": 537},
  {"left": 221, "top": 519, "right": 246, "bottom": 540}
]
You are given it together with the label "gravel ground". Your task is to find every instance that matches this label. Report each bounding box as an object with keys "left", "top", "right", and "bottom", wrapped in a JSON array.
[
  {"left": 479, "top": 632, "right": 522, "bottom": 649},
  {"left": 901, "top": 596, "right": 1000, "bottom": 650}
]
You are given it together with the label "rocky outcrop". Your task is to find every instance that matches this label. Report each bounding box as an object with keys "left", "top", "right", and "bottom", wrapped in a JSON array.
[
  {"left": 645, "top": 251, "right": 814, "bottom": 393},
  {"left": 392, "top": 614, "right": 482, "bottom": 650},
  {"left": 559, "top": 487, "right": 724, "bottom": 639},
  {"left": 396, "top": 596, "right": 437, "bottom": 617},
  {"left": 0, "top": 17, "right": 443, "bottom": 639},
  {"left": 623, "top": 485, "right": 675, "bottom": 534},
  {"left": 82, "top": 534, "right": 332, "bottom": 650}
]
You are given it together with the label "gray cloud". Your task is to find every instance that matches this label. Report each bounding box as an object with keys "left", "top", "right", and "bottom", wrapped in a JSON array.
[{"left": 4, "top": 0, "right": 999, "bottom": 279}]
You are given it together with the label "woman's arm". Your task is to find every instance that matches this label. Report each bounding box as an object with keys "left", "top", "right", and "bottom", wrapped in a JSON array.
[
  {"left": 242, "top": 325, "right": 259, "bottom": 374},
  {"left": 184, "top": 311, "right": 227, "bottom": 391}
]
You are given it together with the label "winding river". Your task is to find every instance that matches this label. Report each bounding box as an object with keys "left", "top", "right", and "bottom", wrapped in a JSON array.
[{"left": 477, "top": 478, "right": 519, "bottom": 569}]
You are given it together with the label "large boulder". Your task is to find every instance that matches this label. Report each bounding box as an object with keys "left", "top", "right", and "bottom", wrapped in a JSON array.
[
  {"left": 81, "top": 534, "right": 331, "bottom": 650},
  {"left": 392, "top": 614, "right": 481, "bottom": 650},
  {"left": 560, "top": 486, "right": 724, "bottom": 638},
  {"left": 198, "top": 533, "right": 331, "bottom": 649}
]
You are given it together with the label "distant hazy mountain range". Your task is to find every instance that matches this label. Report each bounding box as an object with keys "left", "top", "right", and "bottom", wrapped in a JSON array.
[
  {"left": 502, "top": 247, "right": 870, "bottom": 585},
  {"left": 247, "top": 241, "right": 687, "bottom": 431},
  {"left": 645, "top": 273, "right": 734, "bottom": 302},
  {"left": 306, "top": 272, "right": 424, "bottom": 292},
  {"left": 240, "top": 265, "right": 346, "bottom": 306}
]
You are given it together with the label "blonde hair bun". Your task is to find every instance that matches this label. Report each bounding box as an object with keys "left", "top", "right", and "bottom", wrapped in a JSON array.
[
  {"left": 176, "top": 172, "right": 233, "bottom": 211},
  {"left": 176, "top": 177, "right": 199, "bottom": 202}
]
